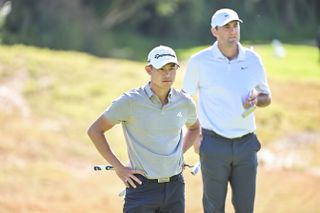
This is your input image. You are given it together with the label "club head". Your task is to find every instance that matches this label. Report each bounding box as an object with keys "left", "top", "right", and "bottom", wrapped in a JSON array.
[
  {"left": 94, "top": 166, "right": 102, "bottom": 171},
  {"left": 118, "top": 189, "right": 126, "bottom": 199},
  {"left": 93, "top": 165, "right": 114, "bottom": 171}
]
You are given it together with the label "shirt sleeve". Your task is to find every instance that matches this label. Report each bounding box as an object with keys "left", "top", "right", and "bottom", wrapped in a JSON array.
[
  {"left": 185, "top": 97, "right": 198, "bottom": 127},
  {"left": 182, "top": 59, "right": 200, "bottom": 96},
  {"left": 103, "top": 93, "right": 131, "bottom": 124},
  {"left": 255, "top": 55, "right": 271, "bottom": 95}
]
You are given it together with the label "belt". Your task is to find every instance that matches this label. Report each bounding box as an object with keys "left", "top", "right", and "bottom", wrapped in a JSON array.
[
  {"left": 136, "top": 173, "right": 181, "bottom": 184},
  {"left": 202, "top": 128, "right": 253, "bottom": 140}
]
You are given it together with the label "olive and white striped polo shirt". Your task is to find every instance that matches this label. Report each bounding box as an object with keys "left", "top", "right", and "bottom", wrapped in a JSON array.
[{"left": 103, "top": 83, "right": 197, "bottom": 179}]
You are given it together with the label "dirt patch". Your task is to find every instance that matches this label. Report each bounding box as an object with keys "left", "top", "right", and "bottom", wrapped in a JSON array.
[
  {"left": 269, "top": 79, "right": 320, "bottom": 111},
  {"left": 259, "top": 131, "right": 320, "bottom": 175},
  {"left": 0, "top": 70, "right": 30, "bottom": 117}
]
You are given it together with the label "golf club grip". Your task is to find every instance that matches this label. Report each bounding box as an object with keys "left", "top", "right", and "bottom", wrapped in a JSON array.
[
  {"left": 241, "top": 105, "right": 256, "bottom": 118},
  {"left": 191, "top": 162, "right": 201, "bottom": 175},
  {"left": 93, "top": 165, "right": 114, "bottom": 171}
]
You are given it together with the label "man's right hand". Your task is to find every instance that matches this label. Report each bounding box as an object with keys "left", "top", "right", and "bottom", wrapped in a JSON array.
[{"left": 114, "top": 165, "right": 145, "bottom": 188}]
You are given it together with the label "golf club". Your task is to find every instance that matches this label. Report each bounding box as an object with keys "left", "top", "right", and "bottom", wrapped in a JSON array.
[
  {"left": 241, "top": 104, "right": 256, "bottom": 118},
  {"left": 93, "top": 162, "right": 201, "bottom": 198},
  {"left": 93, "top": 163, "right": 201, "bottom": 175}
]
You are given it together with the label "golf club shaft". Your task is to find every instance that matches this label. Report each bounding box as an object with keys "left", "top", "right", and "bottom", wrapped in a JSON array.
[
  {"left": 93, "top": 163, "right": 201, "bottom": 175},
  {"left": 93, "top": 162, "right": 201, "bottom": 198},
  {"left": 93, "top": 165, "right": 114, "bottom": 171},
  {"left": 241, "top": 104, "right": 256, "bottom": 118}
]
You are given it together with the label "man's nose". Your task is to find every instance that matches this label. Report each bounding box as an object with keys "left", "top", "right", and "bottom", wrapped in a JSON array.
[
  {"left": 164, "top": 71, "right": 171, "bottom": 77},
  {"left": 163, "top": 69, "right": 172, "bottom": 74},
  {"left": 230, "top": 27, "right": 237, "bottom": 33}
]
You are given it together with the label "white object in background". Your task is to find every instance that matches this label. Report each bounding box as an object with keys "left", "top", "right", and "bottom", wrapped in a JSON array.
[{"left": 272, "top": 39, "right": 286, "bottom": 58}]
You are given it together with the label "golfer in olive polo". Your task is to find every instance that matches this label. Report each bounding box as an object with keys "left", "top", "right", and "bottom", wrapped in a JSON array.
[{"left": 87, "top": 45, "right": 200, "bottom": 213}]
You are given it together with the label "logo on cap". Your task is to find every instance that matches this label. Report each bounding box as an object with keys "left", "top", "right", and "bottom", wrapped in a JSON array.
[
  {"left": 154, "top": 53, "right": 176, "bottom": 59},
  {"left": 147, "top": 45, "right": 179, "bottom": 69},
  {"left": 211, "top": 8, "right": 243, "bottom": 28}
]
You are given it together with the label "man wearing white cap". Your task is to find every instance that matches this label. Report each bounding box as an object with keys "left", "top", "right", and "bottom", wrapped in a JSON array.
[
  {"left": 88, "top": 45, "right": 200, "bottom": 213},
  {"left": 183, "top": 8, "right": 271, "bottom": 213}
]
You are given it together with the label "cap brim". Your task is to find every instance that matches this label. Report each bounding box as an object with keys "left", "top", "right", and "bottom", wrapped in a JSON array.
[
  {"left": 218, "top": 18, "right": 243, "bottom": 27},
  {"left": 150, "top": 59, "right": 179, "bottom": 69}
]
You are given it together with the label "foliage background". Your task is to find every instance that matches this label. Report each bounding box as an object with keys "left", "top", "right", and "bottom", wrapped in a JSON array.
[{"left": 1, "top": 0, "right": 319, "bottom": 60}]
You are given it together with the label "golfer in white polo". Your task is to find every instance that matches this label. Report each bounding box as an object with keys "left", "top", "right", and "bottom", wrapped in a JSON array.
[{"left": 183, "top": 8, "right": 272, "bottom": 213}]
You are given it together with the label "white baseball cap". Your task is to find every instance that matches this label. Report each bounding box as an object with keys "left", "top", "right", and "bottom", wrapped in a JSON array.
[
  {"left": 147, "top": 45, "right": 179, "bottom": 69},
  {"left": 211, "top": 8, "right": 243, "bottom": 28}
]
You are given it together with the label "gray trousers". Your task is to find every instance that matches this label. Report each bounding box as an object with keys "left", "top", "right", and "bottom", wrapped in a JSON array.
[
  {"left": 123, "top": 174, "right": 185, "bottom": 213},
  {"left": 200, "top": 129, "right": 261, "bottom": 213}
]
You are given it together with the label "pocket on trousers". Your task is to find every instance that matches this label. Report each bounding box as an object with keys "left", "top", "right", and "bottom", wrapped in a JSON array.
[
  {"left": 199, "top": 134, "right": 206, "bottom": 153},
  {"left": 177, "top": 174, "right": 185, "bottom": 185},
  {"left": 254, "top": 134, "right": 261, "bottom": 152}
]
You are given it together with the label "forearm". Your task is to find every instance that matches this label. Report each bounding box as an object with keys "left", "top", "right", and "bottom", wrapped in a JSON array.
[
  {"left": 88, "top": 129, "right": 124, "bottom": 169},
  {"left": 87, "top": 115, "right": 145, "bottom": 188},
  {"left": 256, "top": 93, "right": 272, "bottom": 107},
  {"left": 182, "top": 122, "right": 200, "bottom": 153}
]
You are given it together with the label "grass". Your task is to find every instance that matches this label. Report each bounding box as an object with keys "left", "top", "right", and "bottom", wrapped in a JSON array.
[
  {"left": 177, "top": 43, "right": 320, "bottom": 82},
  {"left": 0, "top": 43, "right": 319, "bottom": 212}
]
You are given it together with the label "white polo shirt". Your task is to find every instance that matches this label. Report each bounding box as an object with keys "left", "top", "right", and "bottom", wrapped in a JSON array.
[
  {"left": 104, "top": 83, "right": 197, "bottom": 179},
  {"left": 183, "top": 42, "right": 271, "bottom": 138}
]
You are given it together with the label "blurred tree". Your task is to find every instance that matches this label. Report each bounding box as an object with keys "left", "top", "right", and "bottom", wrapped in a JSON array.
[
  {"left": 3, "top": 0, "right": 100, "bottom": 50},
  {"left": 81, "top": 0, "right": 151, "bottom": 30},
  {"left": 101, "top": 0, "right": 150, "bottom": 29},
  {"left": 1, "top": 0, "right": 319, "bottom": 58},
  {"left": 0, "top": 0, "right": 11, "bottom": 43}
]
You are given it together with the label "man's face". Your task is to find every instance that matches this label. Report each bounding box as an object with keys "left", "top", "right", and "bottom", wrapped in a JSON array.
[
  {"left": 212, "top": 20, "right": 240, "bottom": 46},
  {"left": 147, "top": 63, "right": 178, "bottom": 90}
]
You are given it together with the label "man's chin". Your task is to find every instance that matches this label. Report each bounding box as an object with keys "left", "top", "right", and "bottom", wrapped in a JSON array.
[{"left": 161, "top": 82, "right": 173, "bottom": 87}]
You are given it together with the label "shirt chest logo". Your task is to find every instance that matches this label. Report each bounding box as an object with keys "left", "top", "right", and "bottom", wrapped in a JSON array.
[
  {"left": 240, "top": 66, "right": 248, "bottom": 70},
  {"left": 176, "top": 112, "right": 182, "bottom": 117}
]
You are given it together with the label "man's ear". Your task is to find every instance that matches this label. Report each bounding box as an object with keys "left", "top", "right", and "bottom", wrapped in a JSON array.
[
  {"left": 145, "top": 66, "right": 152, "bottom": 75},
  {"left": 211, "top": 27, "right": 217, "bottom": 38}
]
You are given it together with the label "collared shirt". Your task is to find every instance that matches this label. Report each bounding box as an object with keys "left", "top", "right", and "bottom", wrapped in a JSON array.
[
  {"left": 103, "top": 83, "right": 197, "bottom": 179},
  {"left": 183, "top": 42, "right": 271, "bottom": 138}
]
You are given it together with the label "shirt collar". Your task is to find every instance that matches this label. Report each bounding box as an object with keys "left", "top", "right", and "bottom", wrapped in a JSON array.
[
  {"left": 144, "top": 82, "right": 173, "bottom": 102},
  {"left": 211, "top": 41, "right": 246, "bottom": 61},
  {"left": 144, "top": 82, "right": 154, "bottom": 98}
]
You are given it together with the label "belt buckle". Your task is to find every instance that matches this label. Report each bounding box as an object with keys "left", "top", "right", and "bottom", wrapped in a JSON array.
[{"left": 157, "top": 177, "right": 170, "bottom": 183}]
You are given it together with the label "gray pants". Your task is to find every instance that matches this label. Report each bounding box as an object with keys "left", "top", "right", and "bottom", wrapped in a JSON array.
[{"left": 200, "top": 129, "right": 261, "bottom": 213}]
